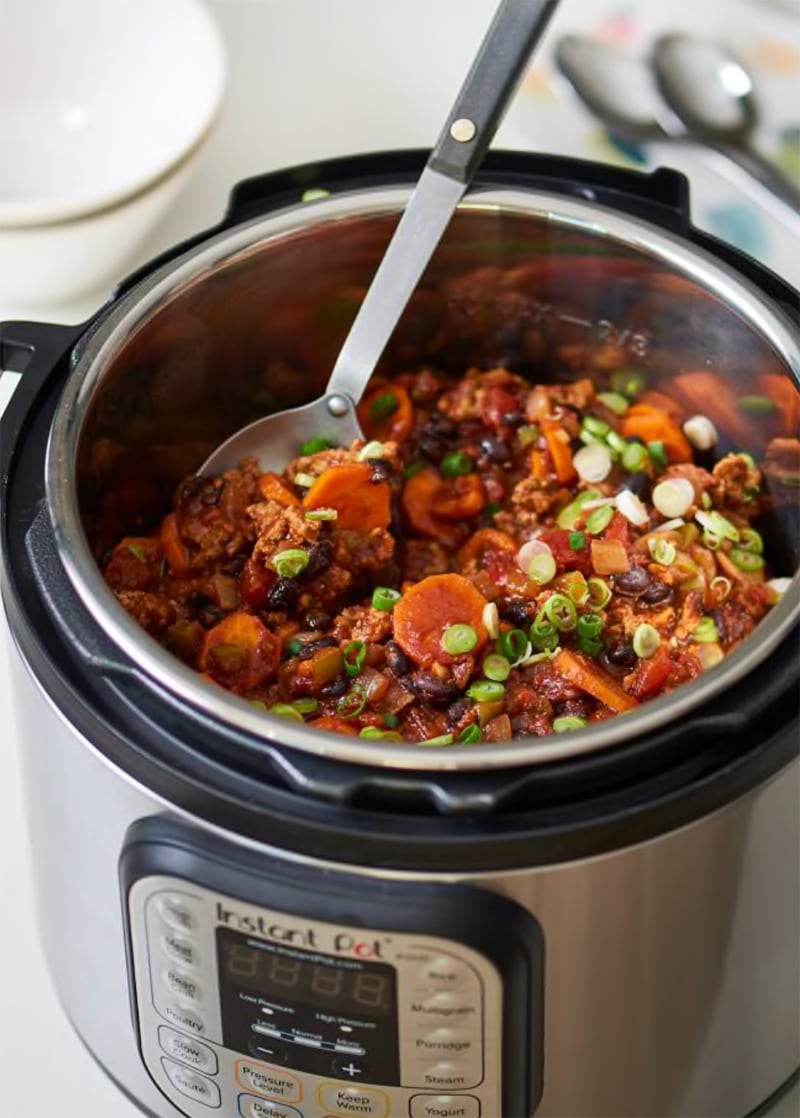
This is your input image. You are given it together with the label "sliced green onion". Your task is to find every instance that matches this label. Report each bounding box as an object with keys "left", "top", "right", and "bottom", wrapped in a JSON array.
[
  {"left": 738, "top": 452, "right": 757, "bottom": 469},
  {"left": 544, "top": 594, "right": 579, "bottom": 632},
  {"left": 127, "top": 544, "right": 147, "bottom": 563},
  {"left": 562, "top": 572, "right": 590, "bottom": 606},
  {"left": 596, "top": 391, "right": 630, "bottom": 416},
  {"left": 556, "top": 489, "right": 602, "bottom": 530},
  {"left": 273, "top": 549, "right": 309, "bottom": 578},
  {"left": 577, "top": 613, "right": 603, "bottom": 639},
  {"left": 337, "top": 685, "right": 368, "bottom": 720},
  {"left": 738, "top": 528, "right": 764, "bottom": 554},
  {"left": 292, "top": 697, "right": 319, "bottom": 714},
  {"left": 553, "top": 716, "right": 588, "bottom": 733},
  {"left": 517, "top": 424, "right": 539, "bottom": 448},
  {"left": 440, "top": 451, "right": 474, "bottom": 477},
  {"left": 520, "top": 648, "right": 559, "bottom": 666},
  {"left": 579, "top": 637, "right": 605, "bottom": 657},
  {"left": 695, "top": 509, "right": 740, "bottom": 543},
  {"left": 586, "top": 505, "right": 614, "bottom": 535},
  {"left": 301, "top": 187, "right": 331, "bottom": 202},
  {"left": 530, "top": 613, "right": 559, "bottom": 651},
  {"left": 606, "top": 430, "right": 627, "bottom": 456},
  {"left": 482, "top": 601, "right": 500, "bottom": 639},
  {"left": 710, "top": 576, "right": 732, "bottom": 602},
  {"left": 692, "top": 617, "right": 719, "bottom": 643},
  {"left": 737, "top": 395, "right": 775, "bottom": 415},
  {"left": 343, "top": 640, "right": 367, "bottom": 677},
  {"left": 483, "top": 653, "right": 511, "bottom": 682},
  {"left": 268, "top": 703, "right": 304, "bottom": 722},
  {"left": 573, "top": 443, "right": 612, "bottom": 483},
  {"left": 286, "top": 638, "right": 302, "bottom": 657},
  {"left": 729, "top": 548, "right": 765, "bottom": 572},
  {"left": 579, "top": 429, "right": 605, "bottom": 447},
  {"left": 648, "top": 536, "right": 677, "bottom": 566},
  {"left": 528, "top": 549, "right": 557, "bottom": 586},
  {"left": 632, "top": 623, "right": 661, "bottom": 659},
  {"left": 250, "top": 700, "right": 267, "bottom": 711},
  {"left": 299, "top": 436, "right": 335, "bottom": 455},
  {"left": 610, "top": 370, "right": 647, "bottom": 398},
  {"left": 441, "top": 623, "right": 478, "bottom": 655},
  {"left": 701, "top": 491, "right": 713, "bottom": 509},
  {"left": 359, "top": 727, "right": 403, "bottom": 741},
  {"left": 499, "top": 629, "right": 529, "bottom": 661},
  {"left": 294, "top": 472, "right": 316, "bottom": 488},
  {"left": 357, "top": 440, "right": 386, "bottom": 461},
  {"left": 418, "top": 733, "right": 455, "bottom": 747},
  {"left": 369, "top": 393, "right": 398, "bottom": 421},
  {"left": 403, "top": 460, "right": 425, "bottom": 480},
  {"left": 703, "top": 529, "right": 723, "bottom": 551},
  {"left": 647, "top": 441, "right": 669, "bottom": 470},
  {"left": 683, "top": 415, "right": 718, "bottom": 451},
  {"left": 458, "top": 725, "right": 483, "bottom": 744},
  {"left": 653, "top": 478, "right": 694, "bottom": 519},
  {"left": 372, "top": 587, "right": 401, "bottom": 611},
  {"left": 569, "top": 531, "right": 587, "bottom": 551},
  {"left": 305, "top": 507, "right": 338, "bottom": 521},
  {"left": 587, "top": 577, "right": 612, "bottom": 609},
  {"left": 621, "top": 441, "right": 649, "bottom": 473},
  {"left": 582, "top": 415, "right": 611, "bottom": 437},
  {"left": 382, "top": 712, "right": 400, "bottom": 729},
  {"left": 466, "top": 680, "right": 506, "bottom": 702}
]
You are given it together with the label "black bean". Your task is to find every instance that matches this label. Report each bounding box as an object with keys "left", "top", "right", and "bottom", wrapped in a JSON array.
[
  {"left": 297, "top": 636, "right": 338, "bottom": 661},
  {"left": 419, "top": 431, "right": 447, "bottom": 460},
  {"left": 479, "top": 436, "right": 510, "bottom": 463},
  {"left": 606, "top": 641, "right": 637, "bottom": 668},
  {"left": 320, "top": 676, "right": 348, "bottom": 699},
  {"left": 498, "top": 598, "right": 534, "bottom": 626},
  {"left": 220, "top": 556, "right": 246, "bottom": 576},
  {"left": 200, "top": 606, "right": 224, "bottom": 628},
  {"left": 502, "top": 410, "right": 524, "bottom": 428},
  {"left": 368, "top": 459, "right": 392, "bottom": 484},
  {"left": 446, "top": 697, "right": 474, "bottom": 729},
  {"left": 267, "top": 577, "right": 299, "bottom": 611},
  {"left": 302, "top": 609, "right": 331, "bottom": 631},
  {"left": 303, "top": 539, "right": 333, "bottom": 579},
  {"left": 385, "top": 641, "right": 412, "bottom": 677},
  {"left": 405, "top": 671, "right": 462, "bottom": 704},
  {"left": 429, "top": 413, "right": 456, "bottom": 436},
  {"left": 624, "top": 472, "right": 652, "bottom": 502},
  {"left": 640, "top": 581, "right": 675, "bottom": 606},
  {"left": 612, "top": 567, "right": 651, "bottom": 597}
]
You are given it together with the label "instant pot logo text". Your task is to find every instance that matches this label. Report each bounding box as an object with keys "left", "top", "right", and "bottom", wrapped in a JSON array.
[{"left": 215, "top": 903, "right": 387, "bottom": 958}]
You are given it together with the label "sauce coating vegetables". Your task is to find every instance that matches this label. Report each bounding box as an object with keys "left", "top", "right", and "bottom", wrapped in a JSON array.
[{"left": 103, "top": 362, "right": 797, "bottom": 744}]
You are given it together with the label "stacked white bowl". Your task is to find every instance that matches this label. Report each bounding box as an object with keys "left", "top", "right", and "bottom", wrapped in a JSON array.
[{"left": 0, "top": 0, "right": 226, "bottom": 305}]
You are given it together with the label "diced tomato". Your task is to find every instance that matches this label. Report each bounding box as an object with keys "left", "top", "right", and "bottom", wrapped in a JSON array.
[
  {"left": 539, "top": 529, "right": 593, "bottom": 574},
  {"left": 240, "top": 558, "right": 277, "bottom": 610},
  {"left": 624, "top": 644, "right": 672, "bottom": 699},
  {"left": 482, "top": 385, "right": 520, "bottom": 428}
]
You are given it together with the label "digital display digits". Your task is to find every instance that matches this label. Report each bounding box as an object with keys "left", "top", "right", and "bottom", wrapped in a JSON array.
[{"left": 218, "top": 933, "right": 395, "bottom": 1017}]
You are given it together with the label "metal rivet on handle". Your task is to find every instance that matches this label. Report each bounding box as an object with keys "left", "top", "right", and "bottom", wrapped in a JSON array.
[
  {"left": 450, "top": 117, "right": 477, "bottom": 142},
  {"left": 327, "top": 394, "right": 350, "bottom": 417}
]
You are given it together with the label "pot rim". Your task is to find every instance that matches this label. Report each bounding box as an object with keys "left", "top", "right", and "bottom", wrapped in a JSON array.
[{"left": 47, "top": 184, "right": 800, "bottom": 772}]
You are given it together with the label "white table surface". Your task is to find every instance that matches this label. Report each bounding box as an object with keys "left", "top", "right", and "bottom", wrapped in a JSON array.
[{"left": 1, "top": 2, "right": 798, "bottom": 1116}]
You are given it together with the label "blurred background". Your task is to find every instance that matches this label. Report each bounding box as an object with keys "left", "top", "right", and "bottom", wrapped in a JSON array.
[{"left": 0, "top": 1, "right": 798, "bottom": 1116}]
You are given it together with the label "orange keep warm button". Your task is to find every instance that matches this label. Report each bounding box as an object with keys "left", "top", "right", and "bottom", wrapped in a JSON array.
[
  {"left": 235, "top": 1060, "right": 302, "bottom": 1104},
  {"left": 319, "top": 1083, "right": 388, "bottom": 1117}
]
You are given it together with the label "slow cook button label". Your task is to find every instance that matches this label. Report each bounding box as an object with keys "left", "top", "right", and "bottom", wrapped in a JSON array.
[
  {"left": 410, "top": 1095, "right": 481, "bottom": 1118},
  {"left": 161, "top": 1058, "right": 220, "bottom": 1107},
  {"left": 237, "top": 1094, "right": 303, "bottom": 1118},
  {"left": 235, "top": 1060, "right": 302, "bottom": 1103},
  {"left": 318, "top": 1083, "right": 388, "bottom": 1116},
  {"left": 157, "top": 1026, "right": 218, "bottom": 1074}
]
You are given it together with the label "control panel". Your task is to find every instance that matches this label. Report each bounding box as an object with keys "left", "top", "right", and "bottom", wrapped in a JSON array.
[{"left": 121, "top": 820, "right": 543, "bottom": 1118}]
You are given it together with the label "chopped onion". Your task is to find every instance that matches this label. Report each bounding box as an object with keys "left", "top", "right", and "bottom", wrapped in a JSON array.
[
  {"left": 683, "top": 414, "right": 718, "bottom": 451},
  {"left": 696, "top": 643, "right": 724, "bottom": 671},
  {"left": 357, "top": 440, "right": 386, "bottom": 461},
  {"left": 580, "top": 496, "right": 617, "bottom": 511},
  {"left": 657, "top": 517, "right": 685, "bottom": 533},
  {"left": 516, "top": 538, "right": 554, "bottom": 575},
  {"left": 482, "top": 601, "right": 500, "bottom": 639},
  {"left": 652, "top": 477, "right": 694, "bottom": 519},
  {"left": 766, "top": 577, "right": 793, "bottom": 602},
  {"left": 616, "top": 489, "right": 649, "bottom": 526},
  {"left": 573, "top": 443, "right": 612, "bottom": 483}
]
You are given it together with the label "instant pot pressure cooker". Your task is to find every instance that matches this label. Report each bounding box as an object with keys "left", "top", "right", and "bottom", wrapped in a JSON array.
[{"left": 2, "top": 152, "right": 799, "bottom": 1118}]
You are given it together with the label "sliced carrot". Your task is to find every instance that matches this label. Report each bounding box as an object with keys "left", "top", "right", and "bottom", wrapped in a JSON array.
[
  {"left": 357, "top": 382, "right": 414, "bottom": 443},
  {"left": 258, "top": 471, "right": 300, "bottom": 506},
  {"left": 393, "top": 573, "right": 489, "bottom": 668},
  {"left": 756, "top": 372, "right": 800, "bottom": 437},
  {"left": 668, "top": 372, "right": 752, "bottom": 449},
  {"left": 303, "top": 463, "right": 390, "bottom": 531},
  {"left": 541, "top": 417, "right": 577, "bottom": 483},
  {"left": 457, "top": 528, "right": 516, "bottom": 568},
  {"left": 621, "top": 403, "right": 693, "bottom": 463},
  {"left": 199, "top": 612, "right": 280, "bottom": 693},
  {"left": 307, "top": 715, "right": 359, "bottom": 737},
  {"left": 530, "top": 447, "right": 547, "bottom": 479},
  {"left": 160, "top": 512, "right": 191, "bottom": 575},
  {"left": 401, "top": 468, "right": 485, "bottom": 547},
  {"left": 553, "top": 649, "right": 639, "bottom": 713},
  {"left": 636, "top": 391, "right": 686, "bottom": 424}
]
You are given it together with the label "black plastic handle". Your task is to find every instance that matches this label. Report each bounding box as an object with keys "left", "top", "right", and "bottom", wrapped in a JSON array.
[{"left": 429, "top": 0, "right": 560, "bottom": 184}]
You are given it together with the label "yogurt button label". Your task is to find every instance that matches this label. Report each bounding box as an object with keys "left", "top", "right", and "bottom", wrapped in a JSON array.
[{"left": 410, "top": 1094, "right": 481, "bottom": 1118}]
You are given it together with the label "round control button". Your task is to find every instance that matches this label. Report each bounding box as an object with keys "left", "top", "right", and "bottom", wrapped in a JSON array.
[
  {"left": 238, "top": 1096, "right": 302, "bottom": 1118},
  {"left": 249, "top": 1037, "right": 290, "bottom": 1065},
  {"left": 163, "top": 968, "right": 203, "bottom": 1003},
  {"left": 319, "top": 1083, "right": 388, "bottom": 1117},
  {"left": 413, "top": 1028, "right": 475, "bottom": 1058},
  {"left": 162, "top": 931, "right": 200, "bottom": 969},
  {"left": 235, "top": 1061, "right": 302, "bottom": 1104},
  {"left": 410, "top": 993, "right": 479, "bottom": 1023},
  {"left": 410, "top": 1094, "right": 481, "bottom": 1118},
  {"left": 158, "top": 1026, "right": 218, "bottom": 1075},
  {"left": 161, "top": 1058, "right": 220, "bottom": 1107},
  {"left": 161, "top": 1003, "right": 207, "bottom": 1035},
  {"left": 414, "top": 1061, "right": 477, "bottom": 1092},
  {"left": 331, "top": 1056, "right": 370, "bottom": 1080},
  {"left": 157, "top": 894, "right": 199, "bottom": 934},
  {"left": 419, "top": 956, "right": 474, "bottom": 992}
]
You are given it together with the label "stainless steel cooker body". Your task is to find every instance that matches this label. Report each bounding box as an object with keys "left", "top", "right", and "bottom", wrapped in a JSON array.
[{"left": 2, "top": 152, "right": 799, "bottom": 1118}]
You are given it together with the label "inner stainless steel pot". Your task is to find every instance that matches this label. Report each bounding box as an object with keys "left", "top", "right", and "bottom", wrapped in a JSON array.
[{"left": 47, "top": 186, "right": 800, "bottom": 770}]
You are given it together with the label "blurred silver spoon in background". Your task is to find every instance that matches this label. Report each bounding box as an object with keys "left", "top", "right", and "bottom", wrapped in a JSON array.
[{"left": 556, "top": 33, "right": 799, "bottom": 221}]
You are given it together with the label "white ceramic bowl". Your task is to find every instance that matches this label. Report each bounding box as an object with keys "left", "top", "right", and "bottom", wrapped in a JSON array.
[{"left": 0, "top": 0, "right": 226, "bottom": 305}]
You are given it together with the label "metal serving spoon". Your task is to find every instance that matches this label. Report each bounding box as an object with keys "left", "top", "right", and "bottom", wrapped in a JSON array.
[
  {"left": 556, "top": 33, "right": 800, "bottom": 220},
  {"left": 202, "top": 0, "right": 559, "bottom": 475}
]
